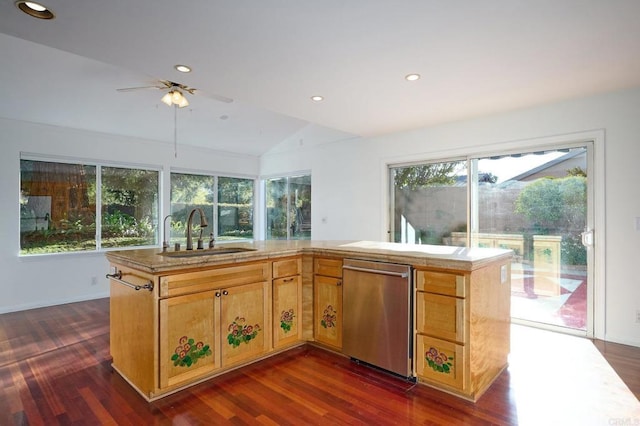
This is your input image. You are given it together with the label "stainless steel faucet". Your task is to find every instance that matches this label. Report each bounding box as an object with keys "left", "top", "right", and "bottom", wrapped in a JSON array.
[{"left": 186, "top": 208, "right": 208, "bottom": 250}]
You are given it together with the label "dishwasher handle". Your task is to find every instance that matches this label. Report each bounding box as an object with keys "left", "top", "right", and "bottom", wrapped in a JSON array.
[{"left": 342, "top": 264, "right": 409, "bottom": 278}]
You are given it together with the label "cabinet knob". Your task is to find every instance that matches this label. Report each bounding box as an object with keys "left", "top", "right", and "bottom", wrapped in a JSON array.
[
  {"left": 222, "top": 290, "right": 229, "bottom": 296},
  {"left": 337, "top": 280, "right": 342, "bottom": 286},
  {"left": 215, "top": 291, "right": 221, "bottom": 297}
]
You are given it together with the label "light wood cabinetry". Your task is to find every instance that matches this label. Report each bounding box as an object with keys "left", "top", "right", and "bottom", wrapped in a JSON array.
[
  {"left": 108, "top": 242, "right": 511, "bottom": 402},
  {"left": 220, "top": 281, "right": 270, "bottom": 367},
  {"left": 272, "top": 257, "right": 303, "bottom": 348},
  {"left": 313, "top": 257, "right": 343, "bottom": 350},
  {"left": 110, "top": 260, "right": 271, "bottom": 401},
  {"left": 414, "top": 262, "right": 510, "bottom": 401},
  {"left": 159, "top": 290, "right": 219, "bottom": 389}
]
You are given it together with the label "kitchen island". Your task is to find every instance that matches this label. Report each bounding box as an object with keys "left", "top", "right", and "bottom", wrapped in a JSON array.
[{"left": 106, "top": 240, "right": 512, "bottom": 401}]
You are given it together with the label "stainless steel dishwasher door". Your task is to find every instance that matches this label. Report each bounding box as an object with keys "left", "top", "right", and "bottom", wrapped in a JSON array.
[{"left": 342, "top": 258, "right": 412, "bottom": 378}]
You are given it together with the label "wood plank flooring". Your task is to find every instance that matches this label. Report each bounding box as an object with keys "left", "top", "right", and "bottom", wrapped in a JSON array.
[{"left": 1, "top": 298, "right": 639, "bottom": 425}]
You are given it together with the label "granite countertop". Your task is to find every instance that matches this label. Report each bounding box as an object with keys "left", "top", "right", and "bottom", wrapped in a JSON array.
[{"left": 105, "top": 240, "right": 513, "bottom": 274}]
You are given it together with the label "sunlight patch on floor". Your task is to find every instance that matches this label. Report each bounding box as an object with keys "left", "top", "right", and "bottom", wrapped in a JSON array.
[{"left": 509, "top": 325, "right": 640, "bottom": 425}]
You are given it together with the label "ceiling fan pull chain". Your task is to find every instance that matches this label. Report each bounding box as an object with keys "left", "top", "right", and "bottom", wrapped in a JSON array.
[{"left": 174, "top": 104, "right": 178, "bottom": 158}]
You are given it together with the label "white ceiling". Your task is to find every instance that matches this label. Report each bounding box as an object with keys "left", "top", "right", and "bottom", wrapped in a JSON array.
[{"left": 1, "top": 1, "right": 640, "bottom": 156}]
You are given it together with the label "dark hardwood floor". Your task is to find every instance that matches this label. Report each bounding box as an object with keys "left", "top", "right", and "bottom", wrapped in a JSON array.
[{"left": 1, "top": 298, "right": 639, "bottom": 425}]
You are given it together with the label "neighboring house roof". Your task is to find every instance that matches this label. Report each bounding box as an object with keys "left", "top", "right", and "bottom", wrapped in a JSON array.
[{"left": 508, "top": 150, "right": 585, "bottom": 182}]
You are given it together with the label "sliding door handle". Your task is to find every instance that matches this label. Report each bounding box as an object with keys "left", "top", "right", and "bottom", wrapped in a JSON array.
[{"left": 581, "top": 229, "right": 594, "bottom": 247}]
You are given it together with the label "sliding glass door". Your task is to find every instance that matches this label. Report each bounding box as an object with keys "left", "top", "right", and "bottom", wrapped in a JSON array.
[
  {"left": 390, "top": 160, "right": 467, "bottom": 245},
  {"left": 390, "top": 144, "right": 592, "bottom": 334}
]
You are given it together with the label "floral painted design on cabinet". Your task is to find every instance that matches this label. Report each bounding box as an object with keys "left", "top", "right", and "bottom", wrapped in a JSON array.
[
  {"left": 321, "top": 305, "right": 337, "bottom": 329},
  {"left": 227, "top": 316, "right": 261, "bottom": 347},
  {"left": 280, "top": 309, "right": 295, "bottom": 333},
  {"left": 172, "top": 336, "right": 212, "bottom": 368},
  {"left": 426, "top": 347, "right": 453, "bottom": 374}
]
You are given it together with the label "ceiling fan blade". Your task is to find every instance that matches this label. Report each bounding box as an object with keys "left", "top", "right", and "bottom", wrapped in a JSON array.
[
  {"left": 195, "top": 90, "right": 234, "bottom": 104},
  {"left": 116, "top": 85, "right": 164, "bottom": 92}
]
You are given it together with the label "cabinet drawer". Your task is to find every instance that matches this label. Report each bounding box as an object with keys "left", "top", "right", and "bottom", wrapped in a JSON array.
[
  {"left": 416, "top": 270, "right": 466, "bottom": 297},
  {"left": 416, "top": 292, "right": 465, "bottom": 343},
  {"left": 273, "top": 257, "right": 302, "bottom": 279},
  {"left": 416, "top": 335, "right": 465, "bottom": 391},
  {"left": 314, "top": 257, "right": 343, "bottom": 278},
  {"left": 160, "top": 262, "right": 270, "bottom": 298}
]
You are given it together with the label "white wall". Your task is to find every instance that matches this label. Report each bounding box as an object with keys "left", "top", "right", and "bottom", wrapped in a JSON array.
[
  {"left": 0, "top": 118, "right": 259, "bottom": 313},
  {"left": 261, "top": 87, "right": 640, "bottom": 347}
]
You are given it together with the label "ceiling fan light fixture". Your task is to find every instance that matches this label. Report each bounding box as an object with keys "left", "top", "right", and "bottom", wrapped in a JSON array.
[
  {"left": 16, "top": 1, "right": 55, "bottom": 19},
  {"left": 161, "top": 89, "right": 189, "bottom": 108},
  {"left": 160, "top": 92, "right": 173, "bottom": 106},
  {"left": 177, "top": 95, "right": 189, "bottom": 108},
  {"left": 171, "top": 90, "right": 183, "bottom": 103}
]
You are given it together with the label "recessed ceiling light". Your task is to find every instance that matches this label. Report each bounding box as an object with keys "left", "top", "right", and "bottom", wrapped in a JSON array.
[
  {"left": 311, "top": 95, "right": 324, "bottom": 102},
  {"left": 174, "top": 64, "right": 192, "bottom": 73},
  {"left": 405, "top": 73, "right": 421, "bottom": 81},
  {"left": 15, "top": 1, "right": 55, "bottom": 19}
]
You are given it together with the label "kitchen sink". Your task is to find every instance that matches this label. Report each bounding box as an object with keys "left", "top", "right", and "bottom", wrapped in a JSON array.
[{"left": 159, "top": 247, "right": 257, "bottom": 258}]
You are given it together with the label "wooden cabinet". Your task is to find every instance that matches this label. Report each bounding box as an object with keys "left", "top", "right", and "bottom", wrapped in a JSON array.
[
  {"left": 415, "top": 334, "right": 464, "bottom": 390},
  {"left": 108, "top": 244, "right": 511, "bottom": 402},
  {"left": 159, "top": 290, "right": 219, "bottom": 389},
  {"left": 220, "top": 281, "right": 270, "bottom": 367},
  {"left": 414, "top": 263, "right": 510, "bottom": 401},
  {"left": 110, "top": 260, "right": 271, "bottom": 400},
  {"left": 273, "top": 258, "right": 303, "bottom": 349},
  {"left": 313, "top": 257, "right": 343, "bottom": 350},
  {"left": 415, "top": 270, "right": 468, "bottom": 392}
]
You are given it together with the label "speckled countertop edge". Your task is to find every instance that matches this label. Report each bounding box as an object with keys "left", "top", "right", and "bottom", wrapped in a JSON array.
[{"left": 105, "top": 240, "right": 513, "bottom": 274}]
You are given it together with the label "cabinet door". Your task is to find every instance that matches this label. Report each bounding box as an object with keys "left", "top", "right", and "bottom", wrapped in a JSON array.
[
  {"left": 416, "top": 334, "right": 466, "bottom": 391},
  {"left": 221, "top": 281, "right": 270, "bottom": 367},
  {"left": 416, "top": 291, "right": 465, "bottom": 343},
  {"left": 159, "top": 291, "right": 220, "bottom": 389},
  {"left": 314, "top": 275, "right": 343, "bottom": 349},
  {"left": 273, "top": 275, "right": 303, "bottom": 348}
]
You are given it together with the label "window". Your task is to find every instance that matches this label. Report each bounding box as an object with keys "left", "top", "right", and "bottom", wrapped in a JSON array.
[
  {"left": 265, "top": 174, "right": 311, "bottom": 240},
  {"left": 169, "top": 173, "right": 254, "bottom": 246},
  {"left": 20, "top": 158, "right": 159, "bottom": 254},
  {"left": 101, "top": 166, "right": 159, "bottom": 248}
]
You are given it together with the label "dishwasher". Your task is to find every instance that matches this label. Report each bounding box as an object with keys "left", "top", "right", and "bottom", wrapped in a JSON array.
[{"left": 342, "top": 258, "right": 413, "bottom": 378}]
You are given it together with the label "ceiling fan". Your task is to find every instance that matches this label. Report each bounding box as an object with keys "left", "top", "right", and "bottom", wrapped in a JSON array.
[{"left": 116, "top": 80, "right": 233, "bottom": 106}]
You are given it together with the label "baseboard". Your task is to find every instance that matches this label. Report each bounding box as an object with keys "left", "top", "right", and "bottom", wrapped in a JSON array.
[{"left": 0, "top": 292, "right": 109, "bottom": 314}]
